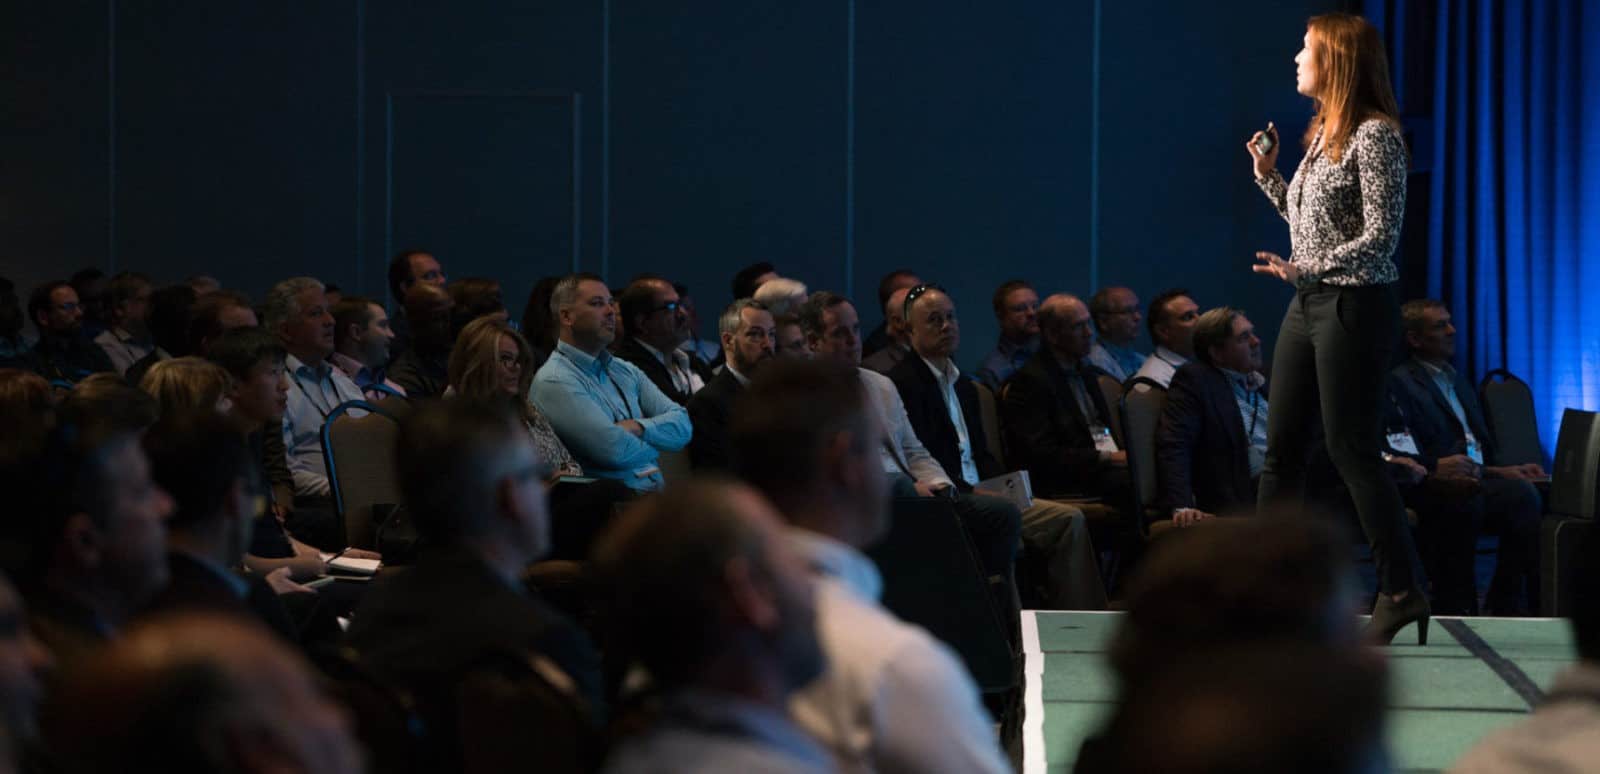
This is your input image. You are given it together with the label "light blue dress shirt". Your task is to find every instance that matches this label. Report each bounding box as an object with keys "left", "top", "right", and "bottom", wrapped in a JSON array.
[
  {"left": 283, "top": 354, "right": 367, "bottom": 498},
  {"left": 1086, "top": 339, "right": 1146, "bottom": 382},
  {"left": 530, "top": 340, "right": 691, "bottom": 491}
]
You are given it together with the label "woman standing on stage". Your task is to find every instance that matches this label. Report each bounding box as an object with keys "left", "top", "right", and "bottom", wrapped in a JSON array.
[{"left": 1247, "top": 13, "right": 1425, "bottom": 644}]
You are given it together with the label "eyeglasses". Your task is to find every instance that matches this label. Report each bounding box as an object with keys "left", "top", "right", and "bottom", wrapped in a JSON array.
[
  {"left": 649, "top": 301, "right": 681, "bottom": 316},
  {"left": 497, "top": 353, "right": 525, "bottom": 369},
  {"left": 903, "top": 283, "right": 946, "bottom": 320}
]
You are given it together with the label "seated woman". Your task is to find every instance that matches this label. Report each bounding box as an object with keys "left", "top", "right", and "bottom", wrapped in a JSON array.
[{"left": 448, "top": 317, "right": 632, "bottom": 559}]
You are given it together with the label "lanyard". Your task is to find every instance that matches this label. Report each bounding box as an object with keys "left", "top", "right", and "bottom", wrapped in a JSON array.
[
  {"left": 291, "top": 368, "right": 336, "bottom": 419},
  {"left": 558, "top": 349, "right": 636, "bottom": 421}
]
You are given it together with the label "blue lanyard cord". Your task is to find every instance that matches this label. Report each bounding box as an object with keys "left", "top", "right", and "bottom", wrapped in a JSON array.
[{"left": 558, "top": 350, "right": 636, "bottom": 421}]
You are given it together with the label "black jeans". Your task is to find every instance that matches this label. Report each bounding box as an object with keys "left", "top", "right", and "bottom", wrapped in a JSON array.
[
  {"left": 1408, "top": 477, "right": 1542, "bottom": 615},
  {"left": 1258, "top": 284, "right": 1420, "bottom": 595}
]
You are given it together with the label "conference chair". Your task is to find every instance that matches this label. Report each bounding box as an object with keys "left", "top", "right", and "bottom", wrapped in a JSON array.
[
  {"left": 312, "top": 646, "right": 432, "bottom": 774},
  {"left": 456, "top": 651, "right": 600, "bottom": 774},
  {"left": 1097, "top": 373, "right": 1125, "bottom": 448},
  {"left": 1119, "top": 377, "right": 1176, "bottom": 541},
  {"left": 1541, "top": 409, "right": 1600, "bottom": 615},
  {"left": 1479, "top": 369, "right": 1545, "bottom": 467},
  {"left": 322, "top": 400, "right": 401, "bottom": 550},
  {"left": 974, "top": 381, "right": 1008, "bottom": 469}
]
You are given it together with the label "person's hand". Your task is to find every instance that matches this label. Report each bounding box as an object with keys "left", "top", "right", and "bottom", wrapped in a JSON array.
[
  {"left": 264, "top": 567, "right": 316, "bottom": 596},
  {"left": 616, "top": 419, "right": 645, "bottom": 437},
  {"left": 340, "top": 548, "right": 381, "bottom": 561},
  {"left": 1247, "top": 122, "right": 1280, "bottom": 180},
  {"left": 1520, "top": 463, "right": 1549, "bottom": 479},
  {"left": 1252, "top": 252, "right": 1301, "bottom": 285},
  {"left": 270, "top": 502, "right": 290, "bottom": 524},
  {"left": 1436, "top": 454, "right": 1481, "bottom": 481},
  {"left": 1103, "top": 450, "right": 1128, "bottom": 467},
  {"left": 1386, "top": 455, "right": 1428, "bottom": 485},
  {"left": 1172, "top": 508, "right": 1215, "bottom": 528},
  {"left": 913, "top": 481, "right": 954, "bottom": 498}
]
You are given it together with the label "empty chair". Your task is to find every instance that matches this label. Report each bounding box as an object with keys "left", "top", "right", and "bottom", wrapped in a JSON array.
[
  {"left": 322, "top": 400, "right": 402, "bottom": 549},
  {"left": 1479, "top": 369, "right": 1545, "bottom": 467}
]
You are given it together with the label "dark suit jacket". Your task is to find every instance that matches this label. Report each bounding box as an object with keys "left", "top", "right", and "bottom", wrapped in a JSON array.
[
  {"left": 614, "top": 337, "right": 714, "bottom": 407},
  {"left": 26, "top": 332, "right": 115, "bottom": 383},
  {"left": 142, "top": 552, "right": 300, "bottom": 643},
  {"left": 388, "top": 348, "right": 448, "bottom": 399},
  {"left": 887, "top": 354, "right": 1002, "bottom": 491},
  {"left": 345, "top": 548, "right": 602, "bottom": 719},
  {"left": 1156, "top": 362, "right": 1257, "bottom": 516},
  {"left": 686, "top": 369, "right": 743, "bottom": 472},
  {"left": 1386, "top": 359, "right": 1495, "bottom": 473},
  {"left": 861, "top": 342, "right": 908, "bottom": 375},
  {"left": 999, "top": 348, "right": 1116, "bottom": 498}
]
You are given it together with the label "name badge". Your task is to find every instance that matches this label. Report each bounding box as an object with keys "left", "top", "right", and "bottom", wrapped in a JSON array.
[
  {"left": 1386, "top": 431, "right": 1420, "bottom": 456},
  {"left": 1091, "top": 424, "right": 1120, "bottom": 454},
  {"left": 1465, "top": 438, "right": 1485, "bottom": 465}
]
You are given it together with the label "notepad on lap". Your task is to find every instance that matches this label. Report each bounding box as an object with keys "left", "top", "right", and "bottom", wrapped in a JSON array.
[
  {"left": 326, "top": 556, "right": 381, "bottom": 576},
  {"left": 975, "top": 470, "right": 1034, "bottom": 512}
]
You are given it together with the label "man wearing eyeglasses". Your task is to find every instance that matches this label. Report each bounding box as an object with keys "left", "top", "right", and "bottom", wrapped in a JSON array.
[
  {"left": 1085, "top": 286, "right": 1147, "bottom": 382},
  {"left": 24, "top": 280, "right": 116, "bottom": 383},
  {"left": 975, "top": 280, "right": 1040, "bottom": 393},
  {"left": 615, "top": 277, "right": 715, "bottom": 406}
]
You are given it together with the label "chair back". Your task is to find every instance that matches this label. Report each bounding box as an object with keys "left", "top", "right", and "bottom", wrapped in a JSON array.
[
  {"left": 456, "top": 651, "right": 600, "bottom": 774},
  {"left": 1479, "top": 369, "right": 1544, "bottom": 466},
  {"left": 1550, "top": 409, "right": 1600, "bottom": 520},
  {"left": 974, "top": 380, "right": 1008, "bottom": 469},
  {"left": 866, "top": 497, "right": 1015, "bottom": 693},
  {"left": 322, "top": 400, "right": 401, "bottom": 549},
  {"left": 657, "top": 448, "right": 691, "bottom": 485},
  {"left": 1096, "top": 374, "right": 1125, "bottom": 446},
  {"left": 1119, "top": 377, "right": 1167, "bottom": 536},
  {"left": 312, "top": 646, "right": 433, "bottom": 774},
  {"left": 373, "top": 393, "right": 415, "bottom": 419}
]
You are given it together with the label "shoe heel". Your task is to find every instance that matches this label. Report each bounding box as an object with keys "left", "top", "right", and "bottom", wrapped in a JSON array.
[{"left": 1416, "top": 615, "right": 1430, "bottom": 646}]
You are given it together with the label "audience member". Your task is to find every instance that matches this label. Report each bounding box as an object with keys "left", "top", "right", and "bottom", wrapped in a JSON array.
[
  {"left": 1384, "top": 299, "right": 1542, "bottom": 615},
  {"left": 322, "top": 283, "right": 343, "bottom": 309},
  {"left": 974, "top": 279, "right": 1040, "bottom": 392},
  {"left": 1156, "top": 307, "right": 1268, "bottom": 524},
  {"left": 330, "top": 295, "right": 403, "bottom": 399},
  {"left": 0, "top": 370, "right": 54, "bottom": 469},
  {"left": 521, "top": 275, "right": 563, "bottom": 366},
  {"left": 772, "top": 314, "right": 809, "bottom": 360},
  {"left": 449, "top": 316, "right": 632, "bottom": 559},
  {"left": 890, "top": 285, "right": 1106, "bottom": 609},
  {"left": 346, "top": 401, "right": 603, "bottom": 755},
  {"left": 185, "top": 274, "right": 221, "bottom": 296},
  {"left": 0, "top": 573, "right": 47, "bottom": 771},
  {"left": 731, "top": 358, "right": 1010, "bottom": 773},
  {"left": 1002, "top": 294, "right": 1130, "bottom": 500},
  {"left": 66, "top": 269, "right": 106, "bottom": 339},
  {"left": 1130, "top": 288, "right": 1200, "bottom": 387},
  {"left": 264, "top": 277, "right": 363, "bottom": 519},
  {"left": 44, "top": 613, "right": 363, "bottom": 774},
  {"left": 1453, "top": 529, "right": 1600, "bottom": 771},
  {"left": 21, "top": 424, "right": 174, "bottom": 668},
  {"left": 57, "top": 374, "right": 159, "bottom": 439},
  {"left": 861, "top": 286, "right": 913, "bottom": 374},
  {"left": 138, "top": 413, "right": 299, "bottom": 642},
  {"left": 752, "top": 277, "right": 808, "bottom": 318},
  {"left": 124, "top": 284, "right": 198, "bottom": 386},
  {"left": 534, "top": 274, "right": 691, "bottom": 491},
  {"left": 447, "top": 276, "right": 509, "bottom": 333},
  {"left": 615, "top": 276, "right": 713, "bottom": 406},
  {"left": 1085, "top": 285, "right": 1146, "bottom": 382},
  {"left": 23, "top": 281, "right": 115, "bottom": 383},
  {"left": 387, "top": 282, "right": 455, "bottom": 398},
  {"left": 138, "top": 357, "right": 233, "bottom": 417},
  {"left": 861, "top": 268, "right": 919, "bottom": 358},
  {"left": 595, "top": 478, "right": 832, "bottom": 774},
  {"left": 673, "top": 282, "right": 722, "bottom": 365},
  {"left": 386, "top": 248, "right": 447, "bottom": 355},
  {"left": 730, "top": 261, "right": 779, "bottom": 302},
  {"left": 185, "top": 289, "right": 259, "bottom": 360},
  {"left": 90, "top": 272, "right": 153, "bottom": 375},
  {"left": 798, "top": 292, "right": 1020, "bottom": 609},
  {"left": 0, "top": 279, "right": 26, "bottom": 368},
  {"left": 687, "top": 299, "right": 775, "bottom": 471}
]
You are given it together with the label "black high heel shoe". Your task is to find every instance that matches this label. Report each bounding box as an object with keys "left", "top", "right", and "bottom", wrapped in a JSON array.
[{"left": 1367, "top": 591, "right": 1431, "bottom": 646}]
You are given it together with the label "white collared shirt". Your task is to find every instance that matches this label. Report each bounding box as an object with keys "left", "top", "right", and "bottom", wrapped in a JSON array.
[
  {"left": 922, "top": 355, "right": 981, "bottom": 487},
  {"left": 857, "top": 368, "right": 953, "bottom": 488},
  {"left": 1133, "top": 345, "right": 1189, "bottom": 388},
  {"left": 635, "top": 338, "right": 706, "bottom": 396},
  {"left": 784, "top": 528, "right": 1008, "bottom": 774}
]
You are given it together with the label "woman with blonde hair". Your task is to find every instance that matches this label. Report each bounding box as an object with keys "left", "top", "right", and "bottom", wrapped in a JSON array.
[
  {"left": 139, "top": 356, "right": 234, "bottom": 416},
  {"left": 448, "top": 316, "right": 631, "bottom": 557},
  {"left": 1246, "top": 13, "right": 1425, "bottom": 644}
]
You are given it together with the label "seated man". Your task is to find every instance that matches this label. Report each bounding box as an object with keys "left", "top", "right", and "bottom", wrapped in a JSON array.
[
  {"left": 861, "top": 269, "right": 919, "bottom": 359},
  {"left": 91, "top": 272, "right": 154, "bottom": 376},
  {"left": 614, "top": 276, "right": 714, "bottom": 406},
  {"left": 889, "top": 285, "right": 1105, "bottom": 609},
  {"left": 1130, "top": 288, "right": 1200, "bottom": 388},
  {"left": 772, "top": 314, "right": 810, "bottom": 360},
  {"left": 799, "top": 292, "right": 1020, "bottom": 610},
  {"left": 596, "top": 479, "right": 832, "bottom": 774},
  {"left": 1085, "top": 286, "right": 1146, "bottom": 382},
  {"left": 385, "top": 248, "right": 447, "bottom": 357},
  {"left": 330, "top": 295, "right": 403, "bottom": 399},
  {"left": 124, "top": 284, "right": 198, "bottom": 387},
  {"left": 265, "top": 278, "right": 364, "bottom": 528},
  {"left": 730, "top": 261, "right": 779, "bottom": 302},
  {"left": 1156, "top": 307, "right": 1268, "bottom": 525},
  {"left": 23, "top": 281, "right": 115, "bottom": 383},
  {"left": 861, "top": 286, "right": 913, "bottom": 375},
  {"left": 687, "top": 299, "right": 775, "bottom": 471},
  {"left": 185, "top": 290, "right": 258, "bottom": 359},
  {"left": 532, "top": 273, "right": 691, "bottom": 492},
  {"left": 975, "top": 279, "right": 1040, "bottom": 392},
  {"left": 346, "top": 401, "right": 603, "bottom": 747},
  {"left": 44, "top": 614, "right": 363, "bottom": 774},
  {"left": 387, "top": 282, "right": 454, "bottom": 399},
  {"left": 1001, "top": 294, "right": 1130, "bottom": 501},
  {"left": 731, "top": 359, "right": 1009, "bottom": 773},
  {"left": 1384, "top": 299, "right": 1543, "bottom": 615}
]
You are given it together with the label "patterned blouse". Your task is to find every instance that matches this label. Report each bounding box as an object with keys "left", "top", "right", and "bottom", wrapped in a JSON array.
[
  {"left": 1256, "top": 118, "right": 1408, "bottom": 287},
  {"left": 526, "top": 407, "right": 584, "bottom": 477}
]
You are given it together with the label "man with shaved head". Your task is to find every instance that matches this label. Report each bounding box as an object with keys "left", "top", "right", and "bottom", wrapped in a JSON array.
[
  {"left": 1002, "top": 294, "right": 1131, "bottom": 501},
  {"left": 1085, "top": 286, "right": 1146, "bottom": 382},
  {"left": 44, "top": 613, "right": 363, "bottom": 774},
  {"left": 615, "top": 276, "right": 714, "bottom": 406},
  {"left": 861, "top": 286, "right": 914, "bottom": 375}
]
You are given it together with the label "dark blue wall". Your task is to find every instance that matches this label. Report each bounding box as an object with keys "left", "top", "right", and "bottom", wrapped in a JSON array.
[{"left": 2, "top": 0, "right": 1348, "bottom": 365}]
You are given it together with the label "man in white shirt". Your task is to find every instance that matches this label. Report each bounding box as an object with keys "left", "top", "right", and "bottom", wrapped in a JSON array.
[
  {"left": 1131, "top": 288, "right": 1201, "bottom": 388},
  {"left": 615, "top": 277, "right": 714, "bottom": 406},
  {"left": 729, "top": 357, "right": 1010, "bottom": 774},
  {"left": 264, "top": 278, "right": 365, "bottom": 510},
  {"left": 92, "top": 272, "right": 153, "bottom": 375}
]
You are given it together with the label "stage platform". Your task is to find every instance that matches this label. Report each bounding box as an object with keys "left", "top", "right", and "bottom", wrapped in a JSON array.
[{"left": 1021, "top": 610, "right": 1577, "bottom": 773}]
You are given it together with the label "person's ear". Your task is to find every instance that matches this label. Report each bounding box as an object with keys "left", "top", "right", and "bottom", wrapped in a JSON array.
[
  {"left": 721, "top": 330, "right": 736, "bottom": 354},
  {"left": 61, "top": 512, "right": 104, "bottom": 569},
  {"left": 723, "top": 555, "right": 780, "bottom": 634}
]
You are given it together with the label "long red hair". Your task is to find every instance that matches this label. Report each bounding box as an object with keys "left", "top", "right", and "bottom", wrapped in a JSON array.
[{"left": 1303, "top": 13, "right": 1401, "bottom": 163}]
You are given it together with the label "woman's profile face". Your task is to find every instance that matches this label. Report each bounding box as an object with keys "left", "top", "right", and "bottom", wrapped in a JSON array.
[
  {"left": 495, "top": 334, "right": 523, "bottom": 396},
  {"left": 1295, "top": 30, "right": 1319, "bottom": 97}
]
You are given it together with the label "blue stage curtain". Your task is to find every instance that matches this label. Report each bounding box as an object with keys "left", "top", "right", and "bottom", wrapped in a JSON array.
[{"left": 1365, "top": 0, "right": 1600, "bottom": 456}]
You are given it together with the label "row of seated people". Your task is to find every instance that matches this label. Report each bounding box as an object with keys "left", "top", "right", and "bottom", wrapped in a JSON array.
[{"left": 0, "top": 359, "right": 1019, "bottom": 773}]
